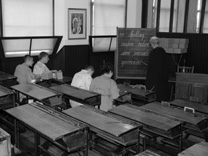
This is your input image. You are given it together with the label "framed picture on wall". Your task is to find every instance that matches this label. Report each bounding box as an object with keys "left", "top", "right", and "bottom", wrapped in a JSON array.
[{"left": 68, "top": 8, "right": 87, "bottom": 39}]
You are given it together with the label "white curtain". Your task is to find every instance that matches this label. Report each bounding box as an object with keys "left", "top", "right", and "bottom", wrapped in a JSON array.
[
  {"left": 2, "top": 0, "right": 53, "bottom": 36},
  {"left": 93, "top": 0, "right": 126, "bottom": 35}
]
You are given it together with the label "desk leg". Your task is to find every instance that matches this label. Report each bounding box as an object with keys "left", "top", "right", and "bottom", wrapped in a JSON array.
[
  {"left": 15, "top": 91, "right": 20, "bottom": 106},
  {"left": 179, "top": 125, "right": 183, "bottom": 152},
  {"left": 34, "top": 133, "right": 40, "bottom": 156},
  {"left": 14, "top": 119, "right": 20, "bottom": 148},
  {"left": 12, "top": 94, "right": 16, "bottom": 107},
  {"left": 137, "top": 129, "right": 140, "bottom": 154},
  {"left": 179, "top": 135, "right": 183, "bottom": 152},
  {"left": 63, "top": 97, "right": 70, "bottom": 109},
  {"left": 84, "top": 129, "right": 88, "bottom": 156}
]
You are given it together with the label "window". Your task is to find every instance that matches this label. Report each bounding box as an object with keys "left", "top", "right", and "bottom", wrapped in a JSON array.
[
  {"left": 172, "top": 0, "right": 186, "bottom": 32},
  {"left": 152, "top": 0, "right": 158, "bottom": 28},
  {"left": 159, "top": 0, "right": 171, "bottom": 32},
  {"left": 196, "top": 0, "right": 202, "bottom": 33},
  {"left": 2, "top": 0, "right": 53, "bottom": 37},
  {"left": 91, "top": 0, "right": 126, "bottom": 35},
  {"left": 152, "top": 0, "right": 204, "bottom": 33},
  {"left": 203, "top": 0, "right": 208, "bottom": 33}
]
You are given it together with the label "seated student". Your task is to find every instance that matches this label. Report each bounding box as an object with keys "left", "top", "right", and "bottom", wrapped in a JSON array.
[
  {"left": 70, "top": 65, "right": 94, "bottom": 107},
  {"left": 14, "top": 55, "right": 36, "bottom": 84},
  {"left": 90, "top": 63, "right": 119, "bottom": 111},
  {"left": 14, "top": 55, "right": 36, "bottom": 104},
  {"left": 33, "top": 51, "right": 51, "bottom": 77}
]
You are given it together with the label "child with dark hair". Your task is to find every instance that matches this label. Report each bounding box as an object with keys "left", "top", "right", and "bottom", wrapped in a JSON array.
[
  {"left": 90, "top": 63, "right": 119, "bottom": 111},
  {"left": 70, "top": 65, "right": 95, "bottom": 107}
]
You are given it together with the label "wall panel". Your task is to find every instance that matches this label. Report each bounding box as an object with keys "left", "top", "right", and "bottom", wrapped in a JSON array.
[{"left": 157, "top": 33, "right": 208, "bottom": 74}]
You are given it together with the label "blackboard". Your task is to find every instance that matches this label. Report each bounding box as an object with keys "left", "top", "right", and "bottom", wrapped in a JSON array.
[{"left": 115, "top": 28, "right": 155, "bottom": 79}]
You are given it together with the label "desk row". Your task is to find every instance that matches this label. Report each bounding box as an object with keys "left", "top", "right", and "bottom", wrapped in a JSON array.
[{"left": 4, "top": 101, "right": 208, "bottom": 156}]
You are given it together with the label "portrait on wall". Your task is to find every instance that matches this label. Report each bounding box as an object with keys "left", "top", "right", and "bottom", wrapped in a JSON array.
[{"left": 68, "top": 8, "right": 86, "bottom": 39}]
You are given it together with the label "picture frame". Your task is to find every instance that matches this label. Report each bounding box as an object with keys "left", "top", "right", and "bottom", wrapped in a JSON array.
[{"left": 68, "top": 8, "right": 87, "bottom": 39}]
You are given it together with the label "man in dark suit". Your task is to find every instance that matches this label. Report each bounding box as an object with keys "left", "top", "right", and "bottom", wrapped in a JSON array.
[{"left": 146, "top": 36, "right": 168, "bottom": 102}]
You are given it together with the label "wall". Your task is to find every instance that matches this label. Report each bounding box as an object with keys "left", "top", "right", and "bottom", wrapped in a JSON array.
[
  {"left": 54, "top": 0, "right": 142, "bottom": 48},
  {"left": 54, "top": 0, "right": 90, "bottom": 47},
  {"left": 52, "top": 0, "right": 143, "bottom": 77},
  {"left": 157, "top": 33, "right": 208, "bottom": 74}
]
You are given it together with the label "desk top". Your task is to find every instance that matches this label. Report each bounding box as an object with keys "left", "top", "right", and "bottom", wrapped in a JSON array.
[
  {"left": 6, "top": 104, "right": 81, "bottom": 141},
  {"left": 0, "top": 71, "right": 16, "bottom": 82},
  {"left": 109, "top": 104, "right": 181, "bottom": 132},
  {"left": 140, "top": 102, "right": 207, "bottom": 126},
  {"left": 37, "top": 76, "right": 72, "bottom": 87},
  {"left": 11, "top": 83, "right": 61, "bottom": 100},
  {"left": 0, "top": 85, "right": 13, "bottom": 97},
  {"left": 51, "top": 84, "right": 100, "bottom": 100},
  {"left": 63, "top": 106, "right": 136, "bottom": 137},
  {"left": 52, "top": 76, "right": 72, "bottom": 84},
  {"left": 171, "top": 99, "right": 208, "bottom": 115},
  {"left": 178, "top": 142, "right": 208, "bottom": 156}
]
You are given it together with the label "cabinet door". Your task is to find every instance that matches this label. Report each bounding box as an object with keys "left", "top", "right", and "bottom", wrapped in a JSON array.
[
  {"left": 175, "top": 83, "right": 192, "bottom": 100},
  {"left": 191, "top": 83, "right": 208, "bottom": 103}
]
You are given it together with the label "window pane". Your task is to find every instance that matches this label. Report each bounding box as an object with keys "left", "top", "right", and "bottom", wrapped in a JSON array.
[
  {"left": 172, "top": 0, "right": 186, "bottom": 32},
  {"left": 1, "top": 37, "right": 61, "bottom": 58},
  {"left": 2, "top": 39, "right": 30, "bottom": 57},
  {"left": 159, "top": 0, "right": 171, "bottom": 32},
  {"left": 92, "top": 37, "right": 116, "bottom": 52},
  {"left": 31, "top": 38, "right": 57, "bottom": 56},
  {"left": 196, "top": 0, "right": 202, "bottom": 33},
  {"left": 152, "top": 0, "right": 158, "bottom": 28},
  {"left": 2, "top": 0, "right": 53, "bottom": 36},
  {"left": 203, "top": 1, "right": 208, "bottom": 33},
  {"left": 93, "top": 0, "right": 126, "bottom": 35}
]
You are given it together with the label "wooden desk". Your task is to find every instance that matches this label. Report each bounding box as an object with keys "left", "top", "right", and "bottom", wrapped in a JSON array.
[
  {"left": 178, "top": 142, "right": 208, "bottom": 156},
  {"left": 51, "top": 84, "right": 101, "bottom": 108},
  {"left": 0, "top": 71, "right": 16, "bottom": 82},
  {"left": 0, "top": 71, "right": 17, "bottom": 87},
  {"left": 109, "top": 104, "right": 183, "bottom": 151},
  {"left": 140, "top": 102, "right": 208, "bottom": 130},
  {"left": 117, "top": 84, "right": 156, "bottom": 103},
  {"left": 6, "top": 103, "right": 88, "bottom": 156},
  {"left": 171, "top": 99, "right": 208, "bottom": 115},
  {"left": 109, "top": 104, "right": 181, "bottom": 136},
  {"left": 63, "top": 105, "right": 141, "bottom": 155},
  {"left": 0, "top": 85, "right": 15, "bottom": 109},
  {"left": 11, "top": 83, "right": 62, "bottom": 105}
]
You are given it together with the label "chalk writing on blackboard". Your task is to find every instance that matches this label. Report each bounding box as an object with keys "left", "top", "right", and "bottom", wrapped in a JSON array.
[
  {"left": 121, "top": 42, "right": 134, "bottom": 49},
  {"left": 128, "top": 30, "right": 145, "bottom": 40},
  {"left": 115, "top": 28, "right": 156, "bottom": 79}
]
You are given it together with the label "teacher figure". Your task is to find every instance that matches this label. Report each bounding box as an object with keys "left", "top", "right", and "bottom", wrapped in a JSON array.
[{"left": 145, "top": 36, "right": 168, "bottom": 102}]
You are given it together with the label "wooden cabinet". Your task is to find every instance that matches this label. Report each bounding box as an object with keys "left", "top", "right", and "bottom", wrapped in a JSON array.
[
  {"left": 175, "top": 73, "right": 208, "bottom": 103},
  {"left": 175, "top": 83, "right": 192, "bottom": 100},
  {"left": 191, "top": 83, "right": 208, "bottom": 103}
]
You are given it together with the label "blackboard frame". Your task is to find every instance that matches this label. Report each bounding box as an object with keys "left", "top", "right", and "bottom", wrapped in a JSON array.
[{"left": 115, "top": 28, "right": 155, "bottom": 79}]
